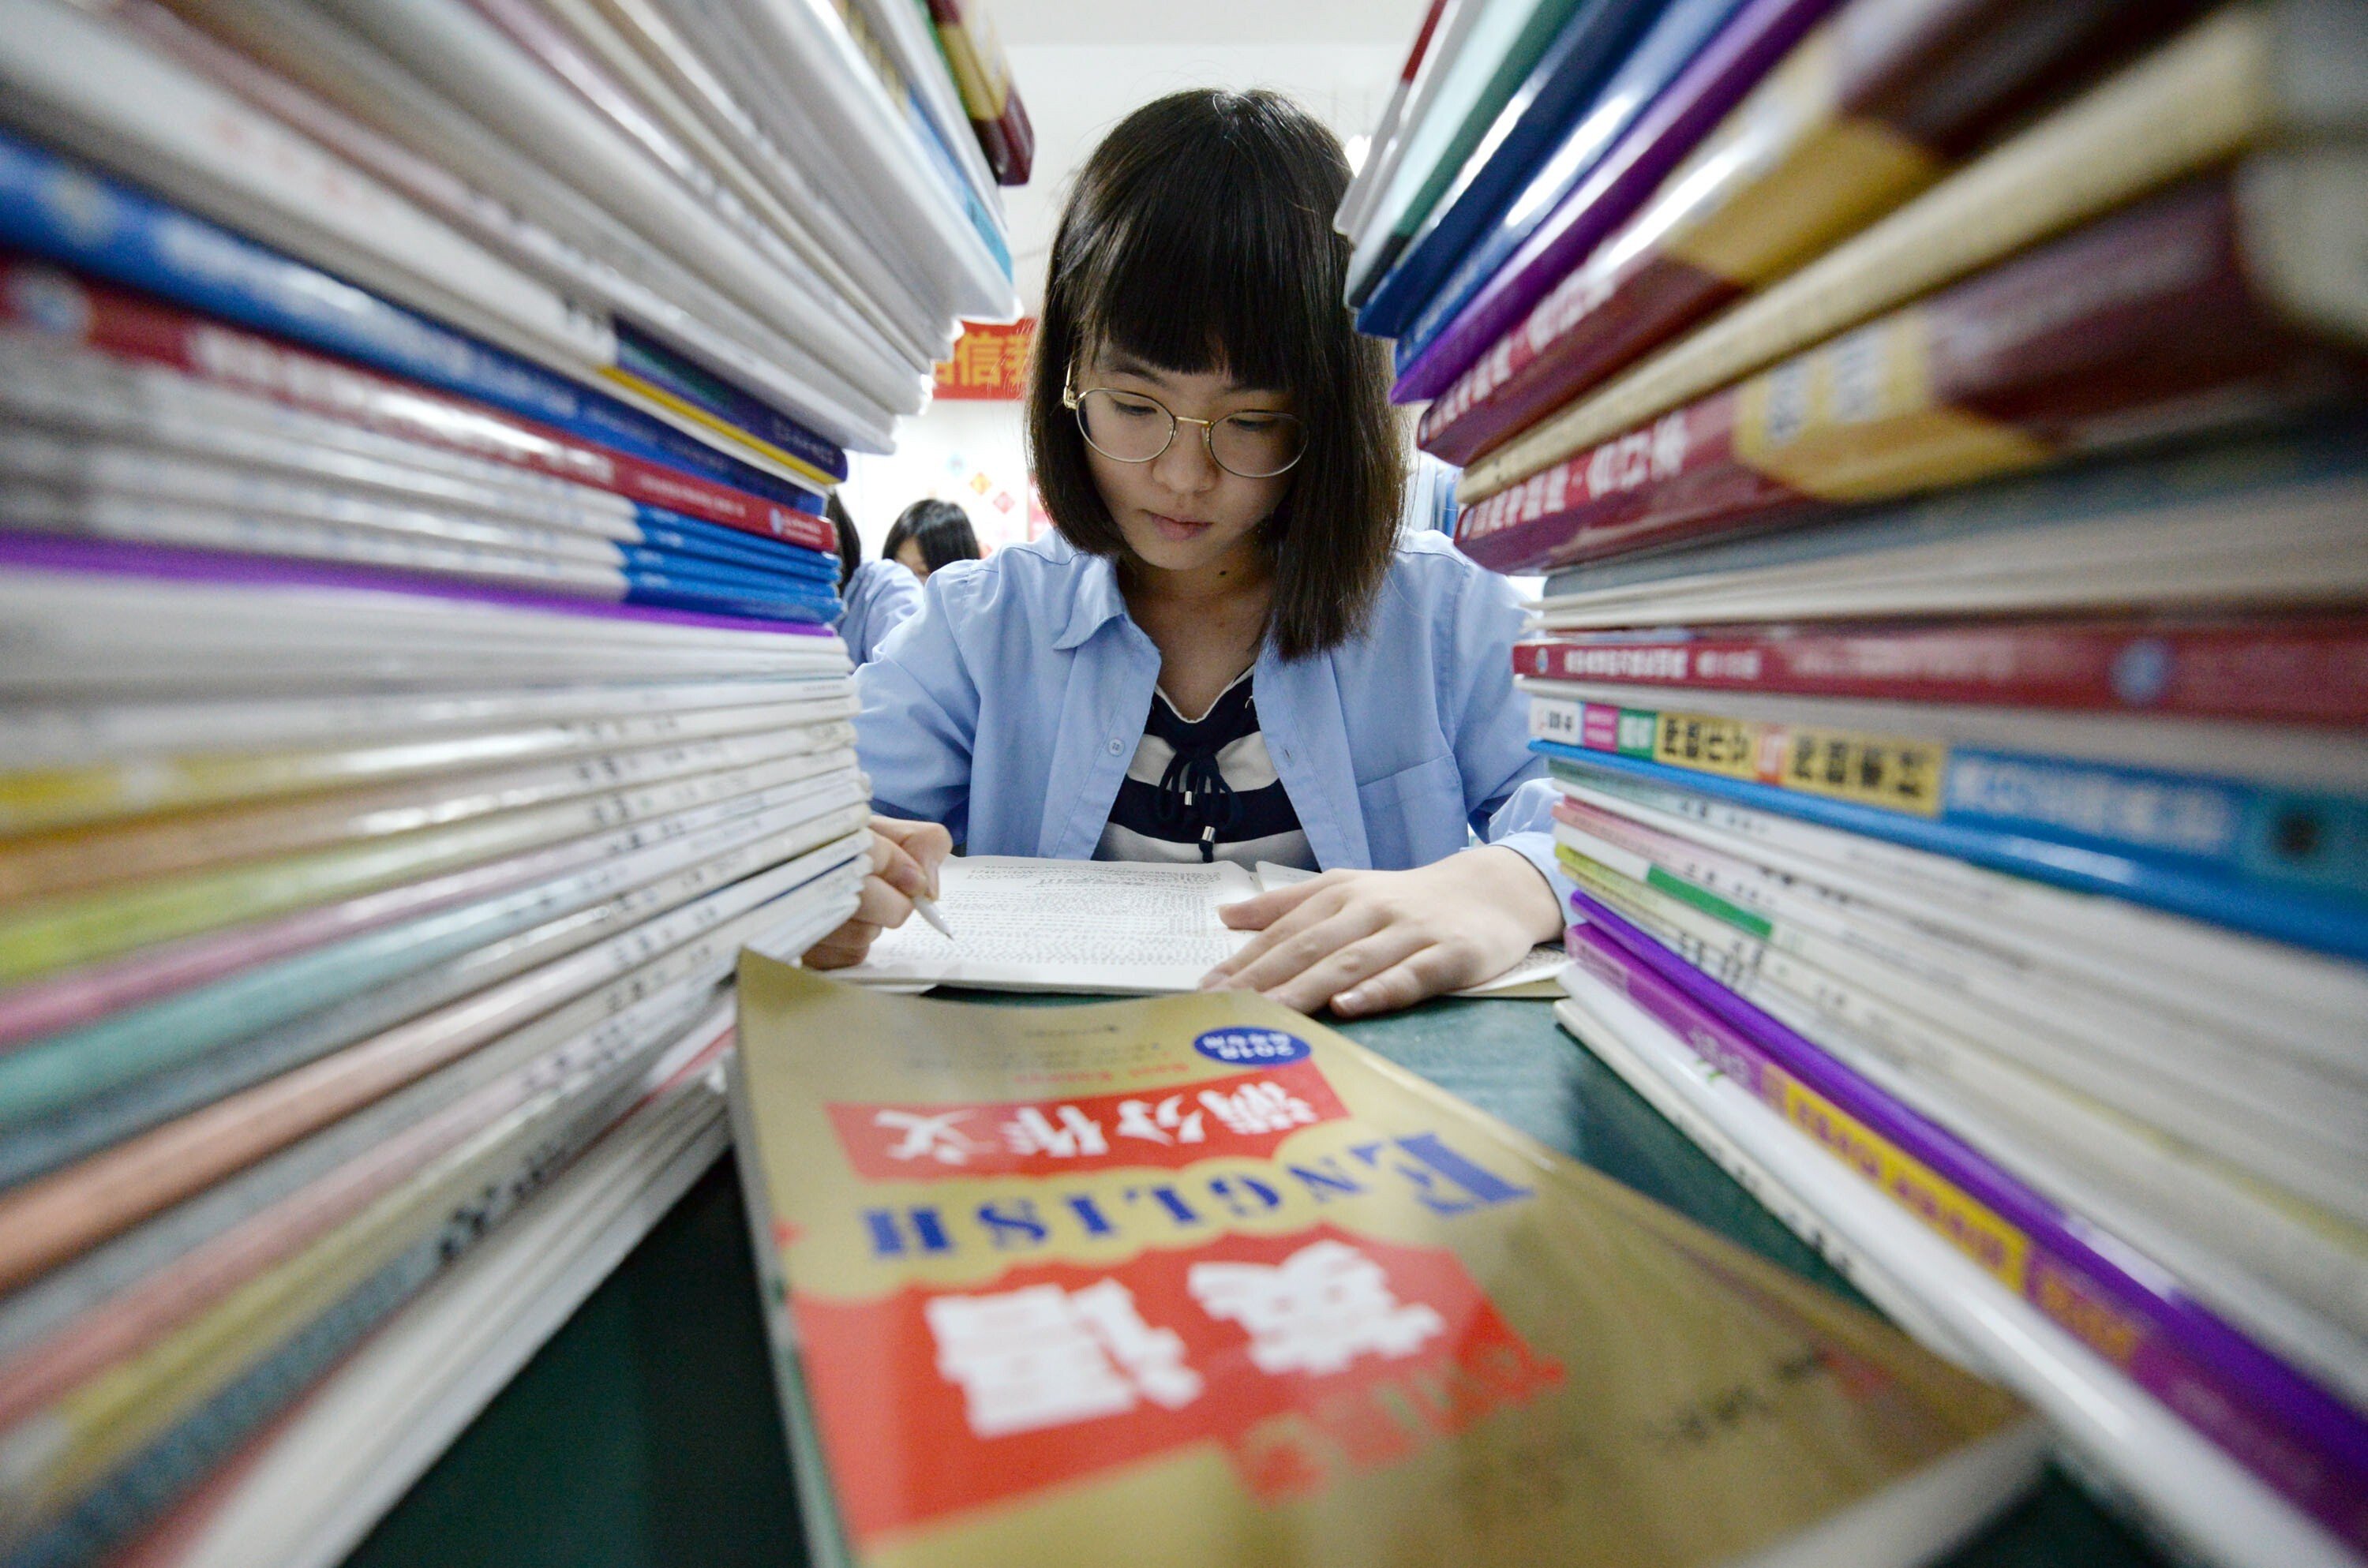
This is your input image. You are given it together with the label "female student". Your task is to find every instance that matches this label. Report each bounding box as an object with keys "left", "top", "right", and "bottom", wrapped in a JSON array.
[
  {"left": 828, "top": 494, "right": 923, "bottom": 665},
  {"left": 808, "top": 89, "right": 1571, "bottom": 1018},
  {"left": 880, "top": 499, "right": 984, "bottom": 582}
]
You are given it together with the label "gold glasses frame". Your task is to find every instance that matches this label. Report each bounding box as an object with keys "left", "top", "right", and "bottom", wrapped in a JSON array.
[{"left": 1061, "top": 380, "right": 1308, "bottom": 479}]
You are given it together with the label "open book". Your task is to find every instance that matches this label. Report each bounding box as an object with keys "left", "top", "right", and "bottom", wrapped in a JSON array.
[{"left": 841, "top": 856, "right": 1568, "bottom": 997}]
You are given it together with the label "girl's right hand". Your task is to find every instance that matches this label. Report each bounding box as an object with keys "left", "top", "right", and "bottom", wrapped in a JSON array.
[{"left": 804, "top": 815, "right": 953, "bottom": 969}]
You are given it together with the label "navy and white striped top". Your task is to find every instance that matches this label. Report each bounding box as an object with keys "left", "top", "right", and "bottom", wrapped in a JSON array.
[{"left": 1094, "top": 671, "right": 1315, "bottom": 870}]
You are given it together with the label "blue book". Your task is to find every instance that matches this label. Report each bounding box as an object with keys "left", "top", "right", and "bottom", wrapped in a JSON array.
[
  {"left": 616, "top": 540, "right": 838, "bottom": 589},
  {"left": 613, "top": 320, "right": 849, "bottom": 482},
  {"left": 1353, "top": 0, "right": 1661, "bottom": 336},
  {"left": 0, "top": 130, "right": 836, "bottom": 509},
  {"left": 1382, "top": 0, "right": 1754, "bottom": 372},
  {"left": 633, "top": 510, "right": 841, "bottom": 579},
  {"left": 614, "top": 544, "right": 840, "bottom": 597},
  {"left": 1537, "top": 744, "right": 2368, "bottom": 964},
  {"left": 621, "top": 568, "right": 837, "bottom": 625}
]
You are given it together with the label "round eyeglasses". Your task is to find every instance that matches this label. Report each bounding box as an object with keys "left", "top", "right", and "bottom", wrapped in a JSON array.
[{"left": 1063, "top": 384, "right": 1308, "bottom": 479}]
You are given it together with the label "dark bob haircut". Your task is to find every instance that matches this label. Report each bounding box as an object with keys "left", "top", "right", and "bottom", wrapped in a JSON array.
[
  {"left": 827, "top": 492, "right": 860, "bottom": 589},
  {"left": 1025, "top": 89, "right": 1403, "bottom": 661},
  {"left": 882, "top": 498, "right": 982, "bottom": 576}
]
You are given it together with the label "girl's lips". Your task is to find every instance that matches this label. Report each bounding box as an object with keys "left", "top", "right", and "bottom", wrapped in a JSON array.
[{"left": 1147, "top": 512, "right": 1212, "bottom": 542}]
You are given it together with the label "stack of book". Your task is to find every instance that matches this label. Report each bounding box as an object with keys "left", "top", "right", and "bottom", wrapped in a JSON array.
[
  {"left": 1343, "top": 2, "right": 2366, "bottom": 1566},
  {"left": 0, "top": 0, "right": 1024, "bottom": 1563}
]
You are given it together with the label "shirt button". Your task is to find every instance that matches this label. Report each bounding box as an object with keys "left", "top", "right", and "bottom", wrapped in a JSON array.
[{"left": 1107, "top": 738, "right": 1124, "bottom": 754}]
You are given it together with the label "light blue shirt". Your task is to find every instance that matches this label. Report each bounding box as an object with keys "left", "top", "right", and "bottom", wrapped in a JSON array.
[
  {"left": 836, "top": 558, "right": 924, "bottom": 666},
  {"left": 855, "top": 530, "right": 1573, "bottom": 907}
]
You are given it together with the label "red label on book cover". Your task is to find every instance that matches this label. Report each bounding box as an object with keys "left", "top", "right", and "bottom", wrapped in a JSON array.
[
  {"left": 792, "top": 1225, "right": 1564, "bottom": 1544},
  {"left": 827, "top": 1061, "right": 1351, "bottom": 1181}
]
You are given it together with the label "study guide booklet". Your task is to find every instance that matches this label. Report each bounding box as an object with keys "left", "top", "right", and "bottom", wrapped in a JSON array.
[
  {"left": 728, "top": 959, "right": 2041, "bottom": 1568},
  {"left": 839, "top": 856, "right": 1570, "bottom": 997}
]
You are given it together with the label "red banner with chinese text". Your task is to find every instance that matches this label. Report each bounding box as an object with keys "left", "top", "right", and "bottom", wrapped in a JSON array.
[{"left": 933, "top": 319, "right": 1035, "bottom": 400}]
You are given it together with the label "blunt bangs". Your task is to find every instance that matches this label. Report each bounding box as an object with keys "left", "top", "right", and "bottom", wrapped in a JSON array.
[{"left": 1027, "top": 89, "right": 1404, "bottom": 661}]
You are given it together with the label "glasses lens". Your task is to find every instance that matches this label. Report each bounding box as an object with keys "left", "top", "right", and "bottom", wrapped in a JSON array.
[
  {"left": 1212, "top": 411, "right": 1308, "bottom": 478},
  {"left": 1076, "top": 388, "right": 1174, "bottom": 462}
]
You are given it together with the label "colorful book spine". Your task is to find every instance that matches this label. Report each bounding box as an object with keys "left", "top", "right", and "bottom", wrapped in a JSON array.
[
  {"left": 1417, "top": 0, "right": 2203, "bottom": 466},
  {"left": 1452, "top": 174, "right": 2362, "bottom": 573},
  {"left": 924, "top": 0, "right": 1034, "bottom": 185},
  {"left": 1454, "top": 4, "right": 2368, "bottom": 504},
  {"left": 1334, "top": 0, "right": 1451, "bottom": 241},
  {"left": 1537, "top": 744, "right": 2368, "bottom": 962},
  {"left": 0, "top": 129, "right": 847, "bottom": 496},
  {"left": 1349, "top": 0, "right": 1661, "bottom": 325},
  {"left": 1513, "top": 617, "right": 2368, "bottom": 726},
  {"left": 0, "top": 258, "right": 837, "bottom": 550},
  {"left": 1528, "top": 689, "right": 2368, "bottom": 893},
  {"left": 1389, "top": 0, "right": 1835, "bottom": 401},
  {"left": 1560, "top": 904, "right": 2368, "bottom": 1554}
]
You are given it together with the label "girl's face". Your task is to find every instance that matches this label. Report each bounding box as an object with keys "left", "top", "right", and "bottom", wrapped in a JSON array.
[
  {"left": 894, "top": 538, "right": 931, "bottom": 580},
  {"left": 1077, "top": 354, "right": 1295, "bottom": 581}
]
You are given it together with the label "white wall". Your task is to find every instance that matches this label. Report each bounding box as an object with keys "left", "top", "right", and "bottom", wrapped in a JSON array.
[{"left": 840, "top": 399, "right": 1039, "bottom": 559}]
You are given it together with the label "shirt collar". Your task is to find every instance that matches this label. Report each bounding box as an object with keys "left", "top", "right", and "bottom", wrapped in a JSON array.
[{"left": 1051, "top": 545, "right": 1133, "bottom": 650}]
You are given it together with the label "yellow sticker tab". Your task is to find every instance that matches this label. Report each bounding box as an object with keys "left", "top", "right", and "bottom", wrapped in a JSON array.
[
  {"left": 1773, "top": 725, "right": 1946, "bottom": 816},
  {"left": 1644, "top": 707, "right": 1947, "bottom": 817},
  {"left": 1730, "top": 312, "right": 2051, "bottom": 502},
  {"left": 1760, "top": 1065, "right": 2029, "bottom": 1294}
]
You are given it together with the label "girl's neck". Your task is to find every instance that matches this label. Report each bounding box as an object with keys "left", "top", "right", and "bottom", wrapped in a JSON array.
[{"left": 1120, "top": 535, "right": 1272, "bottom": 613}]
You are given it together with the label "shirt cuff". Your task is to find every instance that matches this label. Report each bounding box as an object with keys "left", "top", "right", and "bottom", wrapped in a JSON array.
[{"left": 1491, "top": 829, "right": 1575, "bottom": 941}]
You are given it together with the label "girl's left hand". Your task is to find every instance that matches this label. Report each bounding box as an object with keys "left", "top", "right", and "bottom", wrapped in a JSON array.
[{"left": 1201, "top": 846, "right": 1564, "bottom": 1018}]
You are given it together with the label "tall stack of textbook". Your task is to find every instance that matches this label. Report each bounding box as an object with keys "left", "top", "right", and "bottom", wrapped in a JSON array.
[
  {"left": 0, "top": 0, "right": 1024, "bottom": 1562},
  {"left": 1344, "top": 2, "right": 2367, "bottom": 1566}
]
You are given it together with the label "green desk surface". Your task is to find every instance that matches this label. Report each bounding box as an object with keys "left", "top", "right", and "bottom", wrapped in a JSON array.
[{"left": 348, "top": 996, "right": 2168, "bottom": 1567}]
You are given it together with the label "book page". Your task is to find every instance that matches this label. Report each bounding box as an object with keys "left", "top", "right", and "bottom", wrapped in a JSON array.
[{"left": 843, "top": 857, "right": 1258, "bottom": 994}]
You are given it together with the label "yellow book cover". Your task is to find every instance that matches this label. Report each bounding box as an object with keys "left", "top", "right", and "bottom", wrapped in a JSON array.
[{"left": 729, "top": 957, "right": 2040, "bottom": 1568}]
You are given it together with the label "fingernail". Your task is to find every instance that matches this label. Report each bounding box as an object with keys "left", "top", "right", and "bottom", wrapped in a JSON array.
[{"left": 1333, "top": 987, "right": 1367, "bottom": 1016}]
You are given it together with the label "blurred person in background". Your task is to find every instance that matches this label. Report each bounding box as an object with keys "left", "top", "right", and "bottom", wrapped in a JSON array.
[
  {"left": 881, "top": 498, "right": 984, "bottom": 582},
  {"left": 830, "top": 493, "right": 923, "bottom": 665}
]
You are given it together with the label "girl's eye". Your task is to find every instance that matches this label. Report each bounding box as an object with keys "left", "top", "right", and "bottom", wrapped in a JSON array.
[
  {"left": 1110, "top": 397, "right": 1161, "bottom": 418},
  {"left": 1228, "top": 416, "right": 1279, "bottom": 433}
]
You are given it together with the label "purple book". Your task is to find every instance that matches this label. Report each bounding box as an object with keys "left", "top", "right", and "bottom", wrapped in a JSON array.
[
  {"left": 1392, "top": 0, "right": 1833, "bottom": 404},
  {"left": 0, "top": 533, "right": 836, "bottom": 638},
  {"left": 1563, "top": 892, "right": 2368, "bottom": 1551}
]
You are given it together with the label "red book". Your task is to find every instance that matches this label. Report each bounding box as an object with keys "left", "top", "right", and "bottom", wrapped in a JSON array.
[
  {"left": 0, "top": 258, "right": 836, "bottom": 554},
  {"left": 1418, "top": 0, "right": 2205, "bottom": 468},
  {"left": 1513, "top": 616, "right": 2368, "bottom": 727},
  {"left": 1452, "top": 172, "right": 2363, "bottom": 575}
]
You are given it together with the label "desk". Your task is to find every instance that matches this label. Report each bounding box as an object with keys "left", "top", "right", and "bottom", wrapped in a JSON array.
[{"left": 346, "top": 997, "right": 2167, "bottom": 1567}]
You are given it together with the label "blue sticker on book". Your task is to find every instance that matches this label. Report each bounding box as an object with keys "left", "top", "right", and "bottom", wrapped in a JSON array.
[{"left": 1193, "top": 1027, "right": 1310, "bottom": 1067}]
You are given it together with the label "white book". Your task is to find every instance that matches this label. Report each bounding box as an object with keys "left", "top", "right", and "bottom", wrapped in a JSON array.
[
  {"left": 302, "top": 0, "right": 920, "bottom": 421},
  {"left": 841, "top": 856, "right": 1573, "bottom": 997},
  {"left": 115, "top": 0, "right": 905, "bottom": 453},
  {"left": 1571, "top": 859, "right": 2368, "bottom": 1222},
  {"left": 0, "top": 0, "right": 610, "bottom": 376},
  {"left": 0, "top": 335, "right": 647, "bottom": 539},
  {"left": 674, "top": 0, "right": 1017, "bottom": 324},
  {"left": 0, "top": 681, "right": 840, "bottom": 769},
  {"left": 1343, "top": 0, "right": 1549, "bottom": 299},
  {"left": 583, "top": 0, "right": 948, "bottom": 359},
  {"left": 0, "top": 568, "right": 849, "bottom": 698},
  {"left": 1531, "top": 473, "right": 2368, "bottom": 629},
  {"left": 1338, "top": 0, "right": 1488, "bottom": 254},
  {"left": 1556, "top": 967, "right": 2364, "bottom": 1568},
  {"left": 512, "top": 0, "right": 939, "bottom": 369},
  {"left": 1551, "top": 771, "right": 2368, "bottom": 1040}
]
